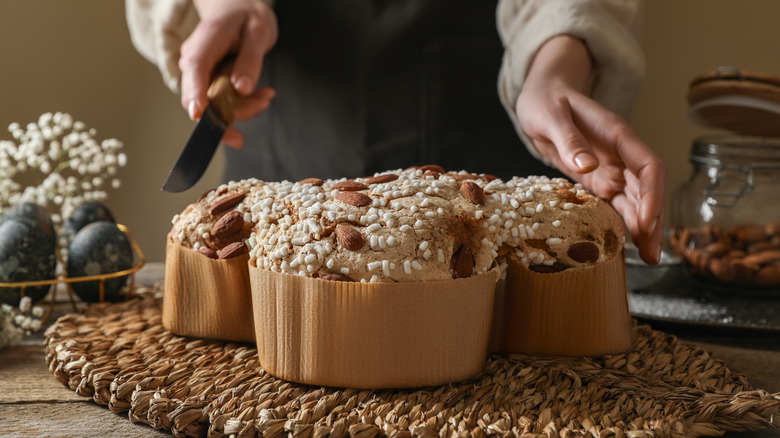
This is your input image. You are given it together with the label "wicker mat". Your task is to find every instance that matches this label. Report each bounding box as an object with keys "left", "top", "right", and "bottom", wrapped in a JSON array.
[{"left": 44, "top": 286, "right": 780, "bottom": 438}]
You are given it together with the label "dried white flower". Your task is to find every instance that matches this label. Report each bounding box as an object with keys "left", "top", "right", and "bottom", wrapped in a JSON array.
[
  {"left": 19, "top": 296, "right": 31, "bottom": 313},
  {"left": 0, "top": 113, "right": 125, "bottom": 349},
  {"left": 0, "top": 295, "right": 47, "bottom": 350},
  {"left": 0, "top": 112, "right": 125, "bottom": 231}
]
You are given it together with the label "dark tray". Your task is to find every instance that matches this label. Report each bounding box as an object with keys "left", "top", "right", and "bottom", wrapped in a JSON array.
[{"left": 626, "top": 247, "right": 780, "bottom": 334}]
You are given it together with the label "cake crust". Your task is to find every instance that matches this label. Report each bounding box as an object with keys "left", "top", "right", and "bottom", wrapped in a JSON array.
[{"left": 169, "top": 168, "right": 625, "bottom": 283}]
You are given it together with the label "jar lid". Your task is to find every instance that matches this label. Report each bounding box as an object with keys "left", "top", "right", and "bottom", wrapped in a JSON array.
[{"left": 687, "top": 66, "right": 780, "bottom": 137}]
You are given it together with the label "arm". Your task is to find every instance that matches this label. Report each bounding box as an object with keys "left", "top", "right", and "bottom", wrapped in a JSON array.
[{"left": 497, "top": 0, "right": 665, "bottom": 265}]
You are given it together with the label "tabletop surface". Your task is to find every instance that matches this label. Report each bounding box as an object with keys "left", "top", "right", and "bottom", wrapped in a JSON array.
[{"left": 1, "top": 263, "right": 779, "bottom": 437}]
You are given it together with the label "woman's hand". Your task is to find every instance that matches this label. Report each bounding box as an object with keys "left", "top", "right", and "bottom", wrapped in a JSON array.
[
  {"left": 179, "top": 0, "right": 278, "bottom": 148},
  {"left": 517, "top": 35, "right": 666, "bottom": 265}
]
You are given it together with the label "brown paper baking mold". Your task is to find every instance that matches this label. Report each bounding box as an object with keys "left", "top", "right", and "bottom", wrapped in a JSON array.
[
  {"left": 249, "top": 264, "right": 500, "bottom": 389},
  {"left": 492, "top": 251, "right": 632, "bottom": 356},
  {"left": 163, "top": 240, "right": 254, "bottom": 343}
]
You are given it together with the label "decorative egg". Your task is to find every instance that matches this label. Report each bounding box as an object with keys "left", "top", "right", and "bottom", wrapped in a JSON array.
[
  {"left": 0, "top": 202, "right": 56, "bottom": 239},
  {"left": 62, "top": 201, "right": 116, "bottom": 242},
  {"left": 0, "top": 218, "right": 57, "bottom": 306},
  {"left": 67, "top": 222, "right": 133, "bottom": 302}
]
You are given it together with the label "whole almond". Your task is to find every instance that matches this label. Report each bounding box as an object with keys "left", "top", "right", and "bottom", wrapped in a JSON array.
[
  {"left": 743, "top": 250, "right": 780, "bottom": 266},
  {"left": 218, "top": 242, "right": 247, "bottom": 259},
  {"left": 336, "top": 224, "right": 364, "bottom": 251},
  {"left": 365, "top": 174, "right": 399, "bottom": 184},
  {"left": 196, "top": 247, "right": 218, "bottom": 259},
  {"left": 695, "top": 249, "right": 711, "bottom": 274},
  {"left": 333, "top": 180, "right": 369, "bottom": 191},
  {"left": 567, "top": 241, "right": 600, "bottom": 263},
  {"left": 766, "top": 222, "right": 780, "bottom": 236},
  {"left": 209, "top": 192, "right": 247, "bottom": 216},
  {"left": 686, "top": 247, "right": 706, "bottom": 275},
  {"left": 453, "top": 246, "right": 474, "bottom": 279},
  {"left": 459, "top": 181, "right": 485, "bottom": 205},
  {"left": 299, "top": 177, "right": 324, "bottom": 186},
  {"left": 419, "top": 164, "right": 445, "bottom": 173},
  {"left": 732, "top": 261, "right": 755, "bottom": 283},
  {"left": 728, "top": 249, "right": 747, "bottom": 259},
  {"left": 703, "top": 242, "right": 729, "bottom": 257},
  {"left": 319, "top": 273, "right": 354, "bottom": 282},
  {"left": 211, "top": 210, "right": 244, "bottom": 239},
  {"left": 755, "top": 264, "right": 780, "bottom": 285},
  {"left": 483, "top": 174, "right": 500, "bottom": 182},
  {"left": 735, "top": 224, "right": 767, "bottom": 243},
  {"left": 336, "top": 192, "right": 372, "bottom": 207},
  {"left": 423, "top": 170, "right": 441, "bottom": 179},
  {"left": 748, "top": 241, "right": 777, "bottom": 253},
  {"left": 450, "top": 173, "right": 479, "bottom": 181},
  {"left": 709, "top": 258, "right": 734, "bottom": 282}
]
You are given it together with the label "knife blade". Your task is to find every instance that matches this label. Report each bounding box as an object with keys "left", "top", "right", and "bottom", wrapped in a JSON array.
[{"left": 162, "top": 60, "right": 238, "bottom": 193}]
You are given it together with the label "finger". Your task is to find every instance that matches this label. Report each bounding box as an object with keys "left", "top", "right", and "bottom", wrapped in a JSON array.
[
  {"left": 618, "top": 139, "right": 665, "bottom": 265},
  {"left": 233, "top": 87, "right": 276, "bottom": 120},
  {"left": 609, "top": 192, "right": 639, "bottom": 244},
  {"left": 621, "top": 168, "right": 642, "bottom": 203},
  {"left": 222, "top": 127, "right": 244, "bottom": 149},
  {"left": 179, "top": 21, "right": 235, "bottom": 120},
  {"left": 580, "top": 172, "right": 623, "bottom": 202},
  {"left": 535, "top": 103, "right": 600, "bottom": 174},
  {"left": 518, "top": 96, "right": 599, "bottom": 174},
  {"left": 615, "top": 163, "right": 662, "bottom": 264},
  {"left": 530, "top": 138, "right": 583, "bottom": 184},
  {"left": 231, "top": 18, "right": 274, "bottom": 95},
  {"left": 572, "top": 96, "right": 666, "bottom": 263}
]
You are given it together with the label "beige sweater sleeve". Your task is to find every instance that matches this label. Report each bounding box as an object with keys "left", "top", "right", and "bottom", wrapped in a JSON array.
[
  {"left": 125, "top": 0, "right": 200, "bottom": 93},
  {"left": 497, "top": 0, "right": 646, "bottom": 163}
]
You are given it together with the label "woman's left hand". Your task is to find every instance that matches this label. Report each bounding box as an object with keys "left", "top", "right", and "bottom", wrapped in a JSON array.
[{"left": 516, "top": 35, "right": 666, "bottom": 265}]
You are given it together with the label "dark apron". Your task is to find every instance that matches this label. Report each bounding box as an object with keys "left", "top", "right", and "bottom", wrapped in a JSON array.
[{"left": 224, "top": 0, "right": 563, "bottom": 183}]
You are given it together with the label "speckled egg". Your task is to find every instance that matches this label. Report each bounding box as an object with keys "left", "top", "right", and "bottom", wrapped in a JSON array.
[
  {"left": 0, "top": 218, "right": 57, "bottom": 306},
  {"left": 67, "top": 222, "right": 133, "bottom": 302},
  {"left": 0, "top": 202, "right": 56, "bottom": 239},
  {"left": 62, "top": 201, "right": 116, "bottom": 242}
]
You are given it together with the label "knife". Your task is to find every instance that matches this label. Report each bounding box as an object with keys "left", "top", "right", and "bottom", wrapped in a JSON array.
[{"left": 162, "top": 59, "right": 239, "bottom": 193}]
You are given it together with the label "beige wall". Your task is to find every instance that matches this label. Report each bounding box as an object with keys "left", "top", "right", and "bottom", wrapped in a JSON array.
[
  {"left": 2, "top": 1, "right": 779, "bottom": 262},
  {"left": 0, "top": 1, "right": 219, "bottom": 262},
  {"left": 633, "top": 0, "right": 780, "bottom": 212}
]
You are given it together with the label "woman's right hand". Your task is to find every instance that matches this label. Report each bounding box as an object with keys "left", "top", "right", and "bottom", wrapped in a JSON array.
[{"left": 180, "top": 0, "right": 279, "bottom": 148}]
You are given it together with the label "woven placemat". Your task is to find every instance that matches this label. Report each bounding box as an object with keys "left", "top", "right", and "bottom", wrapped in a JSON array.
[{"left": 44, "top": 286, "right": 780, "bottom": 438}]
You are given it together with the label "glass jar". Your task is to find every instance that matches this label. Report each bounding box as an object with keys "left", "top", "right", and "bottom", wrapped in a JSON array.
[{"left": 669, "top": 135, "right": 780, "bottom": 293}]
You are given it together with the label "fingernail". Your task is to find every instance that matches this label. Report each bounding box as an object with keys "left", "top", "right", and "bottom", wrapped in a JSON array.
[
  {"left": 573, "top": 152, "right": 596, "bottom": 170},
  {"left": 188, "top": 100, "right": 199, "bottom": 120},
  {"left": 233, "top": 76, "right": 254, "bottom": 95},
  {"left": 648, "top": 217, "right": 659, "bottom": 237}
]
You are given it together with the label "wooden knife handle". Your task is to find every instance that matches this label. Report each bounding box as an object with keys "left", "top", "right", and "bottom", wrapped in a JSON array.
[{"left": 207, "top": 58, "right": 239, "bottom": 126}]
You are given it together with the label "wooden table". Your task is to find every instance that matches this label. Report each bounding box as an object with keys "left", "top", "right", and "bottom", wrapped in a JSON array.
[{"left": 1, "top": 263, "right": 779, "bottom": 437}]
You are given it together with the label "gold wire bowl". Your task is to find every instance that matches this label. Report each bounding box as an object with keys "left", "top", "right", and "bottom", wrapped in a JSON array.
[{"left": 0, "top": 223, "right": 145, "bottom": 322}]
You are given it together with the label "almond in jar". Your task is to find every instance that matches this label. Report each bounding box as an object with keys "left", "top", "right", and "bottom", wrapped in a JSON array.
[{"left": 670, "top": 135, "right": 780, "bottom": 294}]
